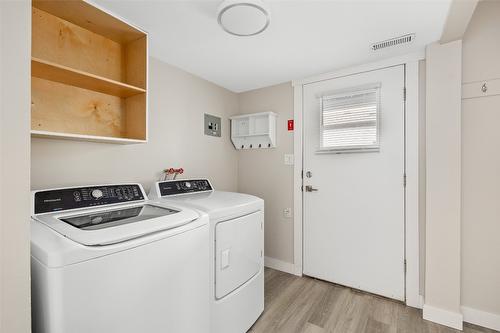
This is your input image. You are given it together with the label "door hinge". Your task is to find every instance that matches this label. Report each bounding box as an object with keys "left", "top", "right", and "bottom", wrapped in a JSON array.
[
  {"left": 301, "top": 185, "right": 304, "bottom": 192},
  {"left": 301, "top": 170, "right": 304, "bottom": 179},
  {"left": 404, "top": 259, "right": 407, "bottom": 274},
  {"left": 403, "top": 173, "right": 407, "bottom": 187},
  {"left": 403, "top": 87, "right": 407, "bottom": 102}
]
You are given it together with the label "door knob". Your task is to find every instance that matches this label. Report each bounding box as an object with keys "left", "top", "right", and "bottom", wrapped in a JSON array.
[{"left": 305, "top": 185, "right": 318, "bottom": 192}]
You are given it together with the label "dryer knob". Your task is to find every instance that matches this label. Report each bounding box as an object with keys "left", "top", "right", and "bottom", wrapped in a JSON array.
[{"left": 91, "top": 189, "right": 103, "bottom": 199}]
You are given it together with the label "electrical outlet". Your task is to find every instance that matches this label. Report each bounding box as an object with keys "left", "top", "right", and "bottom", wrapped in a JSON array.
[
  {"left": 284, "top": 154, "right": 294, "bottom": 165},
  {"left": 283, "top": 208, "right": 292, "bottom": 218}
]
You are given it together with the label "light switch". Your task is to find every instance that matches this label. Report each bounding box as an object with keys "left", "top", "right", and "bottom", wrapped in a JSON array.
[
  {"left": 284, "top": 154, "right": 294, "bottom": 165},
  {"left": 221, "top": 249, "right": 230, "bottom": 270}
]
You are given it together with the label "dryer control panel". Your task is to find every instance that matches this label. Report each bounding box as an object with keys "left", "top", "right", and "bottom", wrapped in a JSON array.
[
  {"left": 158, "top": 179, "right": 213, "bottom": 197},
  {"left": 34, "top": 184, "right": 145, "bottom": 214}
]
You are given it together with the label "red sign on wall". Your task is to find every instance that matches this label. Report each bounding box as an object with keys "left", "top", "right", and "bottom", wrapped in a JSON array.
[{"left": 288, "top": 119, "right": 294, "bottom": 131}]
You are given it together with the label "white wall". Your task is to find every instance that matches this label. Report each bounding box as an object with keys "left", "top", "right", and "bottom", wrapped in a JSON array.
[
  {"left": 0, "top": 1, "right": 32, "bottom": 332},
  {"left": 461, "top": 0, "right": 500, "bottom": 327},
  {"left": 423, "top": 40, "right": 463, "bottom": 329},
  {"left": 237, "top": 83, "right": 294, "bottom": 265},
  {"left": 31, "top": 57, "right": 239, "bottom": 193},
  {"left": 462, "top": 0, "right": 500, "bottom": 83}
]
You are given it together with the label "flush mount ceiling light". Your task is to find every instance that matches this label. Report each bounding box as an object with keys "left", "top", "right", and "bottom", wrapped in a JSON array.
[{"left": 217, "top": 0, "right": 270, "bottom": 37}]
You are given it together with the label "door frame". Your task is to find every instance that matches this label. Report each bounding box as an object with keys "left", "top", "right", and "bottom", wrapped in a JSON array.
[{"left": 292, "top": 52, "right": 425, "bottom": 309}]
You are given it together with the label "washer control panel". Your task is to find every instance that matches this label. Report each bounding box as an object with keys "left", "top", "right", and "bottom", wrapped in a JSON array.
[
  {"left": 34, "top": 184, "right": 145, "bottom": 214},
  {"left": 158, "top": 179, "right": 213, "bottom": 197}
]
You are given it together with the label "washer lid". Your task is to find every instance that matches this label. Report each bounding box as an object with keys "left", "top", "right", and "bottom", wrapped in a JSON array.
[
  {"left": 165, "top": 191, "right": 263, "bottom": 222},
  {"left": 34, "top": 202, "right": 199, "bottom": 246}
]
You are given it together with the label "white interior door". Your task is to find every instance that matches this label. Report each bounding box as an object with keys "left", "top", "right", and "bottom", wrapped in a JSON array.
[{"left": 303, "top": 65, "right": 405, "bottom": 301}]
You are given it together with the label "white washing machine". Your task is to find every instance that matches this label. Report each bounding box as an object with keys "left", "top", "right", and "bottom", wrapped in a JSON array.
[
  {"left": 149, "top": 179, "right": 264, "bottom": 333},
  {"left": 31, "top": 183, "right": 210, "bottom": 333}
]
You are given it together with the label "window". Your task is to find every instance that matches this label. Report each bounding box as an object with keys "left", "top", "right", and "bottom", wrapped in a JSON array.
[{"left": 319, "top": 86, "right": 380, "bottom": 152}]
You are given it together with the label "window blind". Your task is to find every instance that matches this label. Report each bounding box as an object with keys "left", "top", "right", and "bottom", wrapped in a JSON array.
[{"left": 320, "top": 87, "right": 380, "bottom": 151}]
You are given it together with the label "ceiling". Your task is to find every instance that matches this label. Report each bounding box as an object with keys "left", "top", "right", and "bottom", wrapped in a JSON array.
[{"left": 95, "top": 0, "right": 452, "bottom": 92}]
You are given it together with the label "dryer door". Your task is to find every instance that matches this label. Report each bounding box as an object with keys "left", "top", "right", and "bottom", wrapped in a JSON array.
[{"left": 215, "top": 210, "right": 263, "bottom": 299}]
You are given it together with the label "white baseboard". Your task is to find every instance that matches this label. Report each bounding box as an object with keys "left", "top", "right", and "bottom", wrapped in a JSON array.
[
  {"left": 462, "top": 306, "right": 500, "bottom": 331},
  {"left": 293, "top": 264, "right": 303, "bottom": 277},
  {"left": 414, "top": 295, "right": 425, "bottom": 309},
  {"left": 264, "top": 256, "right": 299, "bottom": 276},
  {"left": 407, "top": 293, "right": 425, "bottom": 309},
  {"left": 423, "top": 304, "right": 463, "bottom": 330}
]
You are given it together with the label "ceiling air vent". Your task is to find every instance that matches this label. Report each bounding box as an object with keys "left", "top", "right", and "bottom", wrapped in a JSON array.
[{"left": 371, "top": 33, "right": 415, "bottom": 51}]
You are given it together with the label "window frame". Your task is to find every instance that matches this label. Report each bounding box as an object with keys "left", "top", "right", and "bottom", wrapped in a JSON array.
[{"left": 317, "top": 83, "right": 381, "bottom": 154}]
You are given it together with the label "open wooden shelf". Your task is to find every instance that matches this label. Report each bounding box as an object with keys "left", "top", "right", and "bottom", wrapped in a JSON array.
[
  {"left": 31, "top": 0, "right": 148, "bottom": 144},
  {"left": 32, "top": 57, "right": 146, "bottom": 98}
]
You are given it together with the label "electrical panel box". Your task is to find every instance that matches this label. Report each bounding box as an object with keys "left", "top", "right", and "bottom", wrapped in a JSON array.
[{"left": 204, "top": 113, "right": 221, "bottom": 137}]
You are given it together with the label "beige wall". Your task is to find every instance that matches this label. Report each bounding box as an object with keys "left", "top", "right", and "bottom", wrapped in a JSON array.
[
  {"left": 0, "top": 1, "right": 32, "bottom": 332},
  {"left": 237, "top": 83, "right": 294, "bottom": 264},
  {"left": 424, "top": 40, "right": 462, "bottom": 320},
  {"left": 31, "top": 57, "right": 239, "bottom": 193},
  {"left": 462, "top": 0, "right": 500, "bottom": 83},
  {"left": 461, "top": 0, "right": 500, "bottom": 317}
]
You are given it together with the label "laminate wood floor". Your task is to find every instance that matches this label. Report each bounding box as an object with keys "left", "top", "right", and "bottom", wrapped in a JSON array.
[{"left": 249, "top": 268, "right": 498, "bottom": 333}]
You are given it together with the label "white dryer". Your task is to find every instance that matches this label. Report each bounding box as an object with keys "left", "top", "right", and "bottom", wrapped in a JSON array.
[
  {"left": 31, "top": 183, "right": 210, "bottom": 333},
  {"left": 149, "top": 179, "right": 264, "bottom": 333}
]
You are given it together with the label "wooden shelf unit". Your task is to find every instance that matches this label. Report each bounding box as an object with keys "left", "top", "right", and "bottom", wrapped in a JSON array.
[
  {"left": 32, "top": 57, "right": 146, "bottom": 98},
  {"left": 31, "top": 0, "right": 148, "bottom": 143}
]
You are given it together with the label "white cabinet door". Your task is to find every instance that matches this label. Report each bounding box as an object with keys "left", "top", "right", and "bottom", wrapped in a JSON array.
[
  {"left": 303, "top": 65, "right": 405, "bottom": 301},
  {"left": 215, "top": 211, "right": 263, "bottom": 299}
]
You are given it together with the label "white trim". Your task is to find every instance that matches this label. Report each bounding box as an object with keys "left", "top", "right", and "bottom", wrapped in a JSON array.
[
  {"left": 293, "top": 53, "right": 423, "bottom": 307},
  {"left": 462, "top": 78, "right": 500, "bottom": 100},
  {"left": 419, "top": 295, "right": 425, "bottom": 309},
  {"left": 423, "top": 304, "right": 463, "bottom": 330},
  {"left": 404, "top": 60, "right": 422, "bottom": 309},
  {"left": 293, "top": 84, "right": 304, "bottom": 276},
  {"left": 292, "top": 51, "right": 425, "bottom": 87},
  {"left": 264, "top": 256, "right": 298, "bottom": 276},
  {"left": 462, "top": 306, "right": 500, "bottom": 331}
]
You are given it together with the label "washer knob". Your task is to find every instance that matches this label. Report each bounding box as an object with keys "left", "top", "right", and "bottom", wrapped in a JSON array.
[
  {"left": 185, "top": 182, "right": 192, "bottom": 188},
  {"left": 91, "top": 216, "right": 103, "bottom": 224},
  {"left": 91, "top": 189, "right": 103, "bottom": 199}
]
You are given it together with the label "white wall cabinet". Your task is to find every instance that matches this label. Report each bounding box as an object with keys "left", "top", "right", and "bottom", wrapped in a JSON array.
[{"left": 230, "top": 112, "right": 277, "bottom": 150}]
